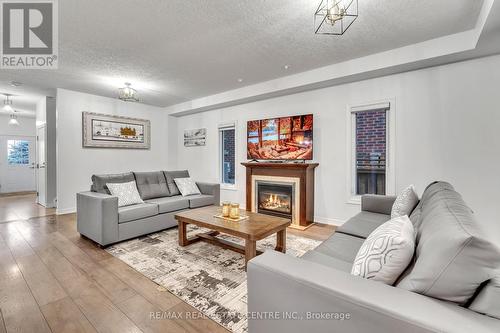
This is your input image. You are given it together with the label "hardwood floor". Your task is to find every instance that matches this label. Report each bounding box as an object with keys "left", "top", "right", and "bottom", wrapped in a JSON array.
[
  {"left": 0, "top": 194, "right": 55, "bottom": 223},
  {"left": 0, "top": 195, "right": 335, "bottom": 333}
]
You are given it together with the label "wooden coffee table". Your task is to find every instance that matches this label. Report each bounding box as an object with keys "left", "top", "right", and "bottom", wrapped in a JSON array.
[{"left": 175, "top": 206, "right": 291, "bottom": 269}]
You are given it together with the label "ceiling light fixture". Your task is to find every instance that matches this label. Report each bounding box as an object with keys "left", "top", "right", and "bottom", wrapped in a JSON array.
[
  {"left": 8, "top": 113, "right": 19, "bottom": 126},
  {"left": 3, "top": 95, "right": 13, "bottom": 112},
  {"left": 283, "top": 65, "right": 290, "bottom": 70},
  {"left": 237, "top": 78, "right": 244, "bottom": 83},
  {"left": 315, "top": 0, "right": 358, "bottom": 36},
  {"left": 118, "top": 82, "right": 139, "bottom": 102},
  {"left": 9, "top": 81, "right": 22, "bottom": 87}
]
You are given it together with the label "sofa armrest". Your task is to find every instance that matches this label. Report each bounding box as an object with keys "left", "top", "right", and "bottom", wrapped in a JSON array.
[
  {"left": 196, "top": 182, "right": 220, "bottom": 205},
  {"left": 76, "top": 191, "right": 119, "bottom": 246},
  {"left": 361, "top": 194, "right": 397, "bottom": 215},
  {"left": 247, "top": 251, "right": 500, "bottom": 333}
]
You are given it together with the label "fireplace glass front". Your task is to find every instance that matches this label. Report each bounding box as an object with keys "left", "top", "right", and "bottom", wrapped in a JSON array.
[{"left": 257, "top": 182, "right": 293, "bottom": 219}]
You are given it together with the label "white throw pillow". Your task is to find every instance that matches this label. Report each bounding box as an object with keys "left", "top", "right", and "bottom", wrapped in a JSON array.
[
  {"left": 174, "top": 177, "right": 201, "bottom": 196},
  {"left": 391, "top": 185, "right": 419, "bottom": 219},
  {"left": 351, "top": 215, "right": 415, "bottom": 285},
  {"left": 107, "top": 181, "right": 144, "bottom": 207}
]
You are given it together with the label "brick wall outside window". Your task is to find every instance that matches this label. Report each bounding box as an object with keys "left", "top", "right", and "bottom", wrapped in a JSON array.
[
  {"left": 222, "top": 129, "right": 235, "bottom": 184},
  {"left": 355, "top": 111, "right": 386, "bottom": 195}
]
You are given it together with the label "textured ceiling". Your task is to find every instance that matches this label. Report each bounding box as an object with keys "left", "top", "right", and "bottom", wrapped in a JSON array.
[
  {"left": 0, "top": 0, "right": 484, "bottom": 107},
  {"left": 0, "top": 83, "right": 51, "bottom": 117}
]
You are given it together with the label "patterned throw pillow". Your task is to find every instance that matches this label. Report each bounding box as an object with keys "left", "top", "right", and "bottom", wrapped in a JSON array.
[
  {"left": 351, "top": 215, "right": 416, "bottom": 285},
  {"left": 174, "top": 177, "right": 201, "bottom": 196},
  {"left": 391, "top": 185, "right": 419, "bottom": 219},
  {"left": 107, "top": 181, "right": 144, "bottom": 207}
]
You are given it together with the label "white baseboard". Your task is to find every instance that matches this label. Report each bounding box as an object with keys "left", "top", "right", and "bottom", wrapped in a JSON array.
[
  {"left": 56, "top": 207, "right": 76, "bottom": 215},
  {"left": 314, "top": 216, "right": 346, "bottom": 226}
]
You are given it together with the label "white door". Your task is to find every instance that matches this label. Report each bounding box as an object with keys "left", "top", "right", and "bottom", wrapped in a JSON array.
[
  {"left": 0, "top": 136, "right": 36, "bottom": 193},
  {"left": 36, "top": 126, "right": 47, "bottom": 205}
]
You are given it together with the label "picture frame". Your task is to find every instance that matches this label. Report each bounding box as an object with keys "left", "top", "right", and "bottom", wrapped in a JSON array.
[
  {"left": 184, "top": 128, "right": 207, "bottom": 147},
  {"left": 82, "top": 112, "right": 151, "bottom": 149}
]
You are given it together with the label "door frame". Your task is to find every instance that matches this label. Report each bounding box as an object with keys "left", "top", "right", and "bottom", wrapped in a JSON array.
[{"left": 36, "top": 125, "right": 47, "bottom": 206}]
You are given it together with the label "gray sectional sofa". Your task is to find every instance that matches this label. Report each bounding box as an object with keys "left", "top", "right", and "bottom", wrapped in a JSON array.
[
  {"left": 248, "top": 181, "right": 500, "bottom": 333},
  {"left": 77, "top": 170, "right": 220, "bottom": 246}
]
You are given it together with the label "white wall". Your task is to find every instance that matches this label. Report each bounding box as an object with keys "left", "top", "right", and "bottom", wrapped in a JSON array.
[
  {"left": 56, "top": 89, "right": 171, "bottom": 214},
  {"left": 36, "top": 97, "right": 46, "bottom": 126},
  {"left": 0, "top": 114, "right": 36, "bottom": 136},
  {"left": 173, "top": 54, "right": 500, "bottom": 240}
]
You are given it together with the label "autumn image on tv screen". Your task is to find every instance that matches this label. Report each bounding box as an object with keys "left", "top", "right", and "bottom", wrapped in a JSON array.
[{"left": 247, "top": 114, "right": 313, "bottom": 160}]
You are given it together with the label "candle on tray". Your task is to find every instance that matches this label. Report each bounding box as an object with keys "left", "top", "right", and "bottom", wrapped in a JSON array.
[
  {"left": 229, "top": 203, "right": 240, "bottom": 219},
  {"left": 221, "top": 202, "right": 231, "bottom": 217}
]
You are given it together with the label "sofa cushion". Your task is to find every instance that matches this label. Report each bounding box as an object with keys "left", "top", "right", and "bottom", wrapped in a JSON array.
[
  {"left": 188, "top": 194, "right": 215, "bottom": 208},
  {"left": 133, "top": 171, "right": 170, "bottom": 200},
  {"left": 301, "top": 250, "right": 352, "bottom": 273},
  {"left": 314, "top": 232, "right": 365, "bottom": 264},
  {"left": 145, "top": 196, "right": 189, "bottom": 213},
  {"left": 164, "top": 170, "right": 190, "bottom": 196},
  {"left": 397, "top": 181, "right": 500, "bottom": 305},
  {"left": 469, "top": 277, "right": 500, "bottom": 320},
  {"left": 337, "top": 211, "right": 390, "bottom": 239},
  {"left": 91, "top": 172, "right": 135, "bottom": 194},
  {"left": 118, "top": 203, "right": 159, "bottom": 223}
]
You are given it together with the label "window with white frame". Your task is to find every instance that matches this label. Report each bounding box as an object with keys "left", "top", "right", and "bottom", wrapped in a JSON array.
[
  {"left": 350, "top": 102, "right": 392, "bottom": 198},
  {"left": 219, "top": 124, "right": 236, "bottom": 185},
  {"left": 7, "top": 140, "right": 30, "bottom": 165}
]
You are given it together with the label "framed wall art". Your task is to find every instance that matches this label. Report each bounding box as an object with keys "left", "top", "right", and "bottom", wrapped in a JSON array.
[
  {"left": 82, "top": 112, "right": 151, "bottom": 149},
  {"left": 184, "top": 128, "right": 207, "bottom": 147}
]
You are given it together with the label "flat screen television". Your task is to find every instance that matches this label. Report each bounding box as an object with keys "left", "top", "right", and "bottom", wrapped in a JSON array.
[{"left": 247, "top": 114, "right": 313, "bottom": 160}]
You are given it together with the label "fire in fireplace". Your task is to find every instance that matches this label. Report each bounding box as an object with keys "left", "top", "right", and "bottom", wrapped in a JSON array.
[{"left": 257, "top": 182, "right": 293, "bottom": 219}]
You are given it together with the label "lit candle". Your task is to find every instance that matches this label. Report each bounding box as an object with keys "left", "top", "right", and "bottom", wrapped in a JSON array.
[
  {"left": 229, "top": 203, "right": 240, "bottom": 219},
  {"left": 222, "top": 202, "right": 231, "bottom": 217}
]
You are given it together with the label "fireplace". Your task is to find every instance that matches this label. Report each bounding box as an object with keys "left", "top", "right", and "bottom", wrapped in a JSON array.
[
  {"left": 243, "top": 162, "right": 318, "bottom": 229},
  {"left": 257, "top": 182, "right": 294, "bottom": 219}
]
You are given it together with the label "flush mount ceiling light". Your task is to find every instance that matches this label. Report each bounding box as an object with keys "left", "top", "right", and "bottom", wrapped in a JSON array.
[
  {"left": 315, "top": 0, "right": 358, "bottom": 35},
  {"left": 118, "top": 82, "right": 139, "bottom": 102},
  {"left": 8, "top": 113, "right": 19, "bottom": 126},
  {"left": 3, "top": 94, "right": 13, "bottom": 112}
]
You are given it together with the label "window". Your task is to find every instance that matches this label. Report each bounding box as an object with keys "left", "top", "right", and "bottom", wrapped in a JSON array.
[
  {"left": 350, "top": 102, "right": 393, "bottom": 199},
  {"left": 220, "top": 125, "right": 236, "bottom": 185},
  {"left": 7, "top": 140, "right": 30, "bottom": 165}
]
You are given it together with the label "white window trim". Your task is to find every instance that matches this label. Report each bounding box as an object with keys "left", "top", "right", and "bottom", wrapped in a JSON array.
[
  {"left": 218, "top": 122, "right": 237, "bottom": 190},
  {"left": 346, "top": 99, "right": 396, "bottom": 205}
]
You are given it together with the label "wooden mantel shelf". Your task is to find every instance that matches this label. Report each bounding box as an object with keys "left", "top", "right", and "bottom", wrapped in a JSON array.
[
  {"left": 241, "top": 162, "right": 319, "bottom": 170},
  {"left": 242, "top": 162, "right": 318, "bottom": 230}
]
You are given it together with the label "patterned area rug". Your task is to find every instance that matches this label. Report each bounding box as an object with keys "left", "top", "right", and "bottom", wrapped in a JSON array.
[{"left": 106, "top": 225, "right": 321, "bottom": 333}]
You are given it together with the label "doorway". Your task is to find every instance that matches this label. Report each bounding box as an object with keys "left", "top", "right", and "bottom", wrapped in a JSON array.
[{"left": 0, "top": 135, "right": 36, "bottom": 193}]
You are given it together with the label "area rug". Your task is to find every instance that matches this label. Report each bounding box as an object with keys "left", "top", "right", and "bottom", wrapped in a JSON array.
[{"left": 106, "top": 225, "right": 321, "bottom": 333}]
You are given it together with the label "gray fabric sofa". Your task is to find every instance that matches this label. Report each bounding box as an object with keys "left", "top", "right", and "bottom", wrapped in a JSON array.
[
  {"left": 77, "top": 170, "right": 220, "bottom": 246},
  {"left": 248, "top": 181, "right": 500, "bottom": 333}
]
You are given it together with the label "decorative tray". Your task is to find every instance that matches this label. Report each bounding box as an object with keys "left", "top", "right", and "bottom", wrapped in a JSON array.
[{"left": 213, "top": 214, "right": 249, "bottom": 222}]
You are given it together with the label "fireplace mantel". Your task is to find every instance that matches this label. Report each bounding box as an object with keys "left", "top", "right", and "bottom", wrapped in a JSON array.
[{"left": 242, "top": 162, "right": 318, "bottom": 229}]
